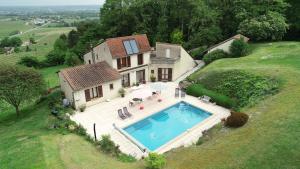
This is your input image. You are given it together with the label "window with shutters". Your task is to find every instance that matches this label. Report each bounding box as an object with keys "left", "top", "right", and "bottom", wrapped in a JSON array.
[
  {"left": 138, "top": 54, "right": 143, "bottom": 65},
  {"left": 117, "top": 56, "right": 131, "bottom": 69},
  {"left": 85, "top": 86, "right": 103, "bottom": 102}
]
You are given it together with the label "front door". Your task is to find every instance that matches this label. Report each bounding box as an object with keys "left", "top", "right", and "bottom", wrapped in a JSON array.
[
  {"left": 122, "top": 73, "right": 130, "bottom": 87},
  {"left": 136, "top": 69, "right": 145, "bottom": 83}
]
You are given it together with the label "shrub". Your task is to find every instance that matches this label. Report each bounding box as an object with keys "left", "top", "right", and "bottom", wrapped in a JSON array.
[
  {"left": 186, "top": 84, "right": 236, "bottom": 109},
  {"left": 225, "top": 112, "right": 249, "bottom": 128},
  {"left": 45, "top": 50, "right": 66, "bottom": 66},
  {"left": 197, "top": 70, "right": 280, "bottom": 108},
  {"left": 190, "top": 46, "right": 207, "bottom": 60},
  {"left": 145, "top": 153, "right": 166, "bottom": 169},
  {"left": 98, "top": 135, "right": 119, "bottom": 154},
  {"left": 229, "top": 38, "right": 249, "bottom": 57},
  {"left": 203, "top": 49, "right": 228, "bottom": 64},
  {"left": 18, "top": 56, "right": 41, "bottom": 68},
  {"left": 117, "top": 153, "right": 136, "bottom": 162},
  {"left": 64, "top": 51, "right": 81, "bottom": 66}
]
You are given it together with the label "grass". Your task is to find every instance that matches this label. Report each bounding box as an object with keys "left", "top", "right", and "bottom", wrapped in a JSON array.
[
  {"left": 39, "top": 65, "right": 69, "bottom": 88},
  {"left": 0, "top": 20, "right": 34, "bottom": 39},
  {"left": 0, "top": 27, "right": 74, "bottom": 65},
  {"left": 0, "top": 42, "right": 300, "bottom": 169}
]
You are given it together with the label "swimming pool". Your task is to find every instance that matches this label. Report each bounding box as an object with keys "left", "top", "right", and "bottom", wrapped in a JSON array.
[{"left": 123, "top": 101, "right": 212, "bottom": 151}]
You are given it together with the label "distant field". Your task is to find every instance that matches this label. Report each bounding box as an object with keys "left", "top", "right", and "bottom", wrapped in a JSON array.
[
  {"left": 0, "top": 27, "right": 74, "bottom": 64},
  {"left": 0, "top": 20, "right": 34, "bottom": 39}
]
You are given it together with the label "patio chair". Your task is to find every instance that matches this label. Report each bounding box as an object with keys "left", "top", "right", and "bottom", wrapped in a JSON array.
[
  {"left": 118, "top": 109, "right": 126, "bottom": 120},
  {"left": 123, "top": 107, "right": 132, "bottom": 117},
  {"left": 181, "top": 90, "right": 186, "bottom": 98},
  {"left": 200, "top": 95, "right": 211, "bottom": 103},
  {"left": 175, "top": 88, "right": 180, "bottom": 98}
]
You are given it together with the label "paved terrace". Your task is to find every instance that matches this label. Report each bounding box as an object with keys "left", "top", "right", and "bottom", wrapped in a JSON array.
[{"left": 71, "top": 82, "right": 230, "bottom": 159}]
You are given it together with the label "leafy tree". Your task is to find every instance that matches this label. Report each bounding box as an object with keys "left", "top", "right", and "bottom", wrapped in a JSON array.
[
  {"left": 64, "top": 51, "right": 81, "bottom": 66},
  {"left": 67, "top": 30, "right": 79, "bottom": 48},
  {"left": 46, "top": 50, "right": 66, "bottom": 66},
  {"left": 54, "top": 35, "right": 68, "bottom": 51},
  {"left": 145, "top": 153, "right": 166, "bottom": 169},
  {"left": 230, "top": 38, "right": 249, "bottom": 57},
  {"left": 0, "top": 65, "right": 45, "bottom": 116},
  {"left": 171, "top": 29, "right": 184, "bottom": 44},
  {"left": 238, "top": 12, "right": 288, "bottom": 41},
  {"left": 285, "top": 0, "right": 300, "bottom": 40},
  {"left": 9, "top": 37, "right": 23, "bottom": 47}
]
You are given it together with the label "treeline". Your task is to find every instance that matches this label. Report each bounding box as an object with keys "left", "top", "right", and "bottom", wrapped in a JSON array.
[{"left": 24, "top": 0, "right": 298, "bottom": 67}]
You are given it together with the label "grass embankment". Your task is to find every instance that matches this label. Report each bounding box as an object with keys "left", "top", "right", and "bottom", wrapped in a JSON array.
[
  {"left": 0, "top": 20, "right": 34, "bottom": 39},
  {"left": 0, "top": 42, "right": 300, "bottom": 169}
]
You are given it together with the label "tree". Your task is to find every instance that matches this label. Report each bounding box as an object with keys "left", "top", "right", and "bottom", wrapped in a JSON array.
[
  {"left": 67, "top": 30, "right": 79, "bottom": 48},
  {"left": 0, "top": 65, "right": 45, "bottom": 116},
  {"left": 9, "top": 37, "right": 23, "bottom": 47},
  {"left": 171, "top": 29, "right": 184, "bottom": 44},
  {"left": 29, "top": 37, "right": 36, "bottom": 44},
  {"left": 18, "top": 56, "right": 40, "bottom": 68},
  {"left": 238, "top": 12, "right": 288, "bottom": 41},
  {"left": 64, "top": 51, "right": 81, "bottom": 66},
  {"left": 230, "top": 38, "right": 249, "bottom": 57},
  {"left": 46, "top": 50, "right": 66, "bottom": 66}
]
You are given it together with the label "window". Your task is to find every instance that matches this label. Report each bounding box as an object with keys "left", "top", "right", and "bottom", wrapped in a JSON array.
[
  {"left": 88, "top": 60, "right": 91, "bottom": 64},
  {"left": 122, "top": 73, "right": 130, "bottom": 87},
  {"left": 110, "top": 84, "right": 114, "bottom": 90},
  {"left": 123, "top": 39, "right": 139, "bottom": 55},
  {"left": 138, "top": 54, "right": 143, "bottom": 65},
  {"left": 84, "top": 86, "right": 103, "bottom": 102},
  {"left": 117, "top": 56, "right": 131, "bottom": 69},
  {"left": 166, "top": 49, "right": 170, "bottom": 58}
]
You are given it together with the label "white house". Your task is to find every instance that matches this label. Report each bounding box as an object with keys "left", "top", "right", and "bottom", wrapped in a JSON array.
[
  {"left": 59, "top": 34, "right": 197, "bottom": 109},
  {"left": 59, "top": 61, "right": 121, "bottom": 109},
  {"left": 207, "top": 34, "right": 249, "bottom": 53}
]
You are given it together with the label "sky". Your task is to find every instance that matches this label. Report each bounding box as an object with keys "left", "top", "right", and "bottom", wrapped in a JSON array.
[{"left": 0, "top": 0, "right": 106, "bottom": 6}]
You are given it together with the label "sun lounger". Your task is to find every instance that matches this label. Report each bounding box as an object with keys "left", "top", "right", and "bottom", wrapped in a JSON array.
[
  {"left": 199, "top": 95, "right": 211, "bottom": 103},
  {"left": 175, "top": 88, "right": 180, "bottom": 98},
  {"left": 118, "top": 109, "right": 126, "bottom": 119},
  {"left": 123, "top": 107, "right": 132, "bottom": 117}
]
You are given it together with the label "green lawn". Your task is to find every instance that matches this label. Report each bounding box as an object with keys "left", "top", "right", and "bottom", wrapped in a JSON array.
[
  {"left": 39, "top": 65, "right": 69, "bottom": 88},
  {"left": 0, "top": 42, "right": 299, "bottom": 169},
  {"left": 0, "top": 20, "right": 34, "bottom": 39}
]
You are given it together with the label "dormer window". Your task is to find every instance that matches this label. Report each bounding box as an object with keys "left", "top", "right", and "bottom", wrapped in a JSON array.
[
  {"left": 123, "top": 39, "right": 139, "bottom": 55},
  {"left": 166, "top": 49, "right": 170, "bottom": 58}
]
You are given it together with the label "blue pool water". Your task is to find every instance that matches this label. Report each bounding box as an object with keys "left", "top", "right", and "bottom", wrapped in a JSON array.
[{"left": 123, "top": 101, "right": 212, "bottom": 151}]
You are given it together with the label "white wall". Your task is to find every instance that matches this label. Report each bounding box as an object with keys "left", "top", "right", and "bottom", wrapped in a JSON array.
[
  {"left": 59, "top": 72, "right": 74, "bottom": 104},
  {"left": 175, "top": 47, "right": 196, "bottom": 80},
  {"left": 208, "top": 39, "right": 234, "bottom": 53},
  {"left": 83, "top": 42, "right": 113, "bottom": 66}
]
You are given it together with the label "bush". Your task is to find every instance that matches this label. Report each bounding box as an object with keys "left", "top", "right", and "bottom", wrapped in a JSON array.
[
  {"left": 225, "top": 112, "right": 249, "bottom": 128},
  {"left": 45, "top": 50, "right": 66, "bottom": 66},
  {"left": 98, "top": 135, "right": 120, "bottom": 154},
  {"left": 190, "top": 46, "right": 207, "bottom": 60},
  {"left": 145, "top": 153, "right": 166, "bottom": 169},
  {"left": 203, "top": 49, "right": 229, "bottom": 64},
  {"left": 117, "top": 153, "right": 136, "bottom": 162},
  {"left": 229, "top": 38, "right": 249, "bottom": 57},
  {"left": 18, "top": 56, "right": 41, "bottom": 68},
  {"left": 197, "top": 70, "right": 280, "bottom": 108},
  {"left": 186, "top": 84, "right": 236, "bottom": 109},
  {"left": 64, "top": 51, "right": 81, "bottom": 66}
]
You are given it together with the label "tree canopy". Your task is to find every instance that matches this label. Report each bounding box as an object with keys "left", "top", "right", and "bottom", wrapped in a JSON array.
[{"left": 0, "top": 65, "right": 45, "bottom": 116}]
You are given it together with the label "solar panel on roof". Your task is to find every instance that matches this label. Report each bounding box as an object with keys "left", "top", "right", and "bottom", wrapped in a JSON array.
[
  {"left": 129, "top": 40, "right": 139, "bottom": 53},
  {"left": 123, "top": 41, "right": 133, "bottom": 55}
]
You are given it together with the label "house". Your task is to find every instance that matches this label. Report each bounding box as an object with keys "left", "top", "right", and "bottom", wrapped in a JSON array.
[
  {"left": 59, "top": 61, "right": 121, "bottom": 109},
  {"left": 59, "top": 34, "right": 197, "bottom": 109},
  {"left": 150, "top": 42, "right": 196, "bottom": 81},
  {"left": 83, "top": 34, "right": 152, "bottom": 87},
  {"left": 207, "top": 34, "right": 249, "bottom": 53}
]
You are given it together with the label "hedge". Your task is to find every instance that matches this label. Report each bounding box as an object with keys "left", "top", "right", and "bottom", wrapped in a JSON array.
[
  {"left": 203, "top": 49, "right": 229, "bottom": 64},
  {"left": 186, "top": 84, "right": 236, "bottom": 109}
]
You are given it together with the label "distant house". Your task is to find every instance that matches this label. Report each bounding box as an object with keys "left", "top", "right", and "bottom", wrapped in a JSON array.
[
  {"left": 60, "top": 34, "right": 196, "bottom": 109},
  {"left": 33, "top": 18, "right": 46, "bottom": 25},
  {"left": 207, "top": 34, "right": 249, "bottom": 53},
  {"left": 4, "top": 47, "right": 15, "bottom": 55}
]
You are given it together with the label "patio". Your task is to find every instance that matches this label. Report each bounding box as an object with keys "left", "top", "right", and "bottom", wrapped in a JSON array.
[{"left": 71, "top": 82, "right": 230, "bottom": 159}]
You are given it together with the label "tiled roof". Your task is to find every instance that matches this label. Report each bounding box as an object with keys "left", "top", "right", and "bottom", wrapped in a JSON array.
[
  {"left": 106, "top": 34, "right": 151, "bottom": 58},
  {"left": 60, "top": 61, "right": 121, "bottom": 91}
]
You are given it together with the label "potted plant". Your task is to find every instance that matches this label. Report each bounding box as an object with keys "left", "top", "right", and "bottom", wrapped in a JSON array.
[
  {"left": 119, "top": 88, "right": 126, "bottom": 97},
  {"left": 150, "top": 74, "right": 156, "bottom": 82}
]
